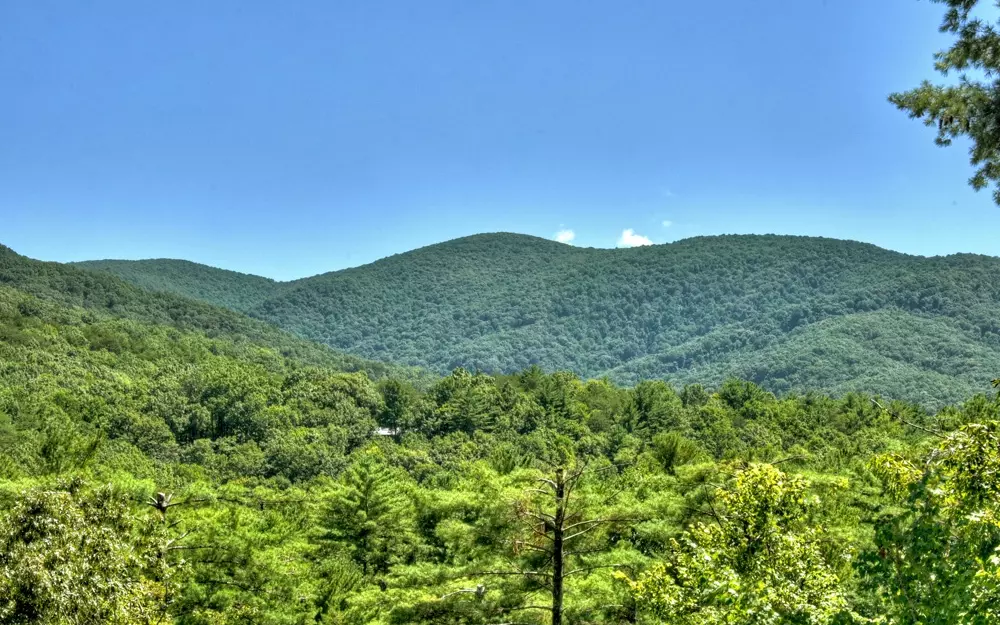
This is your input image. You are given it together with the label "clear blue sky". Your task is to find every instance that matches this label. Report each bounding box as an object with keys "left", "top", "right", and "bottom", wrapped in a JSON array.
[{"left": 1, "top": 0, "right": 997, "bottom": 279}]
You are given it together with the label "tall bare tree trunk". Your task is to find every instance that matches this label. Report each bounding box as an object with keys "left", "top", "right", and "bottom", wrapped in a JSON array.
[{"left": 551, "top": 468, "right": 564, "bottom": 625}]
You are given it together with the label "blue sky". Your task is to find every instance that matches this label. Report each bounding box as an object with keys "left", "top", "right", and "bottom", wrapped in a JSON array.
[{"left": 1, "top": 0, "right": 997, "bottom": 279}]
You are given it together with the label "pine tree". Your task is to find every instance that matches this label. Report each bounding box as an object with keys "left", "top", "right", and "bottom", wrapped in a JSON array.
[
  {"left": 890, "top": 0, "right": 1000, "bottom": 203},
  {"left": 319, "top": 448, "right": 416, "bottom": 576}
]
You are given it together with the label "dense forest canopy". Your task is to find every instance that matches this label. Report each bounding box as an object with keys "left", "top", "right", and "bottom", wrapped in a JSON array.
[
  {"left": 0, "top": 243, "right": 421, "bottom": 382},
  {"left": 4, "top": 233, "right": 1000, "bottom": 624},
  {"left": 75, "top": 233, "right": 1000, "bottom": 408},
  {"left": 76, "top": 258, "right": 283, "bottom": 314},
  {"left": 8, "top": 0, "right": 1000, "bottom": 623}
]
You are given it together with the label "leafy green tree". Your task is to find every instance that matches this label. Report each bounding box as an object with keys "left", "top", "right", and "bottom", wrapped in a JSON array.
[
  {"left": 577, "top": 378, "right": 630, "bottom": 434},
  {"left": 717, "top": 378, "right": 776, "bottom": 420},
  {"left": 378, "top": 378, "right": 416, "bottom": 432},
  {"left": 36, "top": 408, "right": 103, "bottom": 475},
  {"left": 178, "top": 361, "right": 277, "bottom": 442},
  {"left": 0, "top": 480, "right": 172, "bottom": 624},
  {"left": 263, "top": 425, "right": 347, "bottom": 482},
  {"left": 461, "top": 464, "right": 642, "bottom": 625},
  {"left": 650, "top": 432, "right": 704, "bottom": 475},
  {"left": 422, "top": 369, "right": 505, "bottom": 435},
  {"left": 889, "top": 0, "right": 1000, "bottom": 204},
  {"left": 680, "top": 384, "right": 709, "bottom": 408},
  {"left": 166, "top": 488, "right": 319, "bottom": 625},
  {"left": 624, "top": 464, "right": 847, "bottom": 624},
  {"left": 865, "top": 419, "right": 1000, "bottom": 623}
]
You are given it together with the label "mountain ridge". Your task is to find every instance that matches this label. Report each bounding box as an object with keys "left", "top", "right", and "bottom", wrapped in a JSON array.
[
  {"left": 74, "top": 257, "right": 283, "bottom": 313},
  {"left": 1, "top": 242, "right": 420, "bottom": 381},
  {"left": 65, "top": 233, "right": 1000, "bottom": 407},
  {"left": 73, "top": 232, "right": 975, "bottom": 284}
]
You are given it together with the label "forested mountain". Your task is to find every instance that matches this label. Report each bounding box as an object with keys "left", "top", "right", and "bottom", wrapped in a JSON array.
[
  {"left": 4, "top": 234, "right": 1000, "bottom": 624},
  {"left": 74, "top": 258, "right": 283, "bottom": 313},
  {"left": 11, "top": 0, "right": 1000, "bottom": 619},
  {"left": 79, "top": 233, "right": 1000, "bottom": 408},
  {"left": 0, "top": 244, "right": 415, "bottom": 380}
]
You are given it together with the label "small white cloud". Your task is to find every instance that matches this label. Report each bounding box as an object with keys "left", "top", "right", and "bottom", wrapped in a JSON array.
[
  {"left": 662, "top": 220, "right": 673, "bottom": 228},
  {"left": 618, "top": 228, "right": 653, "bottom": 248},
  {"left": 555, "top": 229, "right": 576, "bottom": 244}
]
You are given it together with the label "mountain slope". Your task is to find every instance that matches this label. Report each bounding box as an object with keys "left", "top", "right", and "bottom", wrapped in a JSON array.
[
  {"left": 0, "top": 244, "right": 417, "bottom": 380},
  {"left": 73, "top": 258, "right": 283, "bottom": 313},
  {"left": 77, "top": 233, "right": 1000, "bottom": 407}
]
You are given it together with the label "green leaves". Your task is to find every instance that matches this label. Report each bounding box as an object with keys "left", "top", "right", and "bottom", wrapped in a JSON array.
[
  {"left": 69, "top": 232, "right": 1000, "bottom": 409},
  {"left": 625, "top": 464, "right": 848, "bottom": 625},
  {"left": 865, "top": 418, "right": 1000, "bottom": 624},
  {"left": 650, "top": 432, "right": 704, "bottom": 475},
  {"left": 10, "top": 248, "right": 1000, "bottom": 623},
  {"left": 0, "top": 480, "right": 172, "bottom": 625},
  {"left": 319, "top": 447, "right": 417, "bottom": 577}
]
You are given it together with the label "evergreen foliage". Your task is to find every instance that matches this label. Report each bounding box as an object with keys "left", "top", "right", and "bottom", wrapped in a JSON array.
[
  {"left": 0, "top": 243, "right": 420, "bottom": 381},
  {"left": 889, "top": 0, "right": 1000, "bottom": 204}
]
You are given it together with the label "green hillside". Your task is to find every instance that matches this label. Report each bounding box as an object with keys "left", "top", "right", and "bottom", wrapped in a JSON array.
[
  {"left": 77, "top": 233, "right": 1000, "bottom": 407},
  {"left": 2, "top": 246, "right": 972, "bottom": 625},
  {"left": 73, "top": 258, "right": 283, "bottom": 313},
  {"left": 4, "top": 239, "right": 1000, "bottom": 625},
  {"left": 0, "top": 244, "right": 415, "bottom": 381}
]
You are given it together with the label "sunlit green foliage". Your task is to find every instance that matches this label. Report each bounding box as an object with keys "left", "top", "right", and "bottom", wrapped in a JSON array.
[
  {"left": 0, "top": 479, "right": 174, "bottom": 625},
  {"left": 5, "top": 237, "right": 1000, "bottom": 623},
  {"left": 865, "top": 416, "right": 1000, "bottom": 624},
  {"left": 319, "top": 447, "right": 417, "bottom": 576},
  {"left": 0, "top": 243, "right": 420, "bottom": 380},
  {"left": 624, "top": 464, "right": 847, "bottom": 625},
  {"left": 74, "top": 258, "right": 282, "bottom": 313}
]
